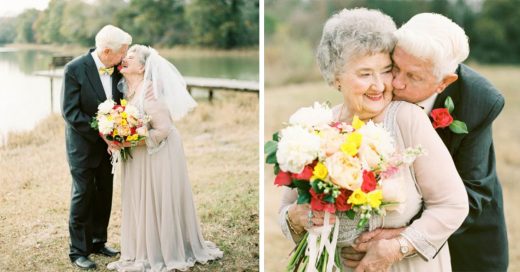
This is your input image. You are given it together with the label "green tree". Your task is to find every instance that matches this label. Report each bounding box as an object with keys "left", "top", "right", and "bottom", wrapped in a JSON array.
[
  {"left": 14, "top": 9, "right": 40, "bottom": 43},
  {"left": 0, "top": 17, "right": 16, "bottom": 44},
  {"left": 33, "top": 0, "right": 67, "bottom": 43},
  {"left": 187, "top": 0, "right": 258, "bottom": 48}
]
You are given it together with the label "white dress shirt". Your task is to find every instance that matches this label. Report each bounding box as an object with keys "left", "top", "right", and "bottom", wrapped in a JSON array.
[
  {"left": 417, "top": 93, "right": 438, "bottom": 115},
  {"left": 91, "top": 51, "right": 113, "bottom": 100}
]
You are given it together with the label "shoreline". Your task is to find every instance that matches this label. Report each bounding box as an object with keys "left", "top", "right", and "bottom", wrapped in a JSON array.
[{"left": 4, "top": 43, "right": 259, "bottom": 58}]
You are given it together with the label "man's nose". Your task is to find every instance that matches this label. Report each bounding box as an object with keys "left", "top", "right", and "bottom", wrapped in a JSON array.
[{"left": 392, "top": 74, "right": 405, "bottom": 90}]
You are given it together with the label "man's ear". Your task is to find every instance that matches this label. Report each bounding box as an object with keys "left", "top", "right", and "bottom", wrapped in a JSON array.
[
  {"left": 102, "top": 48, "right": 112, "bottom": 55},
  {"left": 435, "top": 73, "right": 458, "bottom": 94}
]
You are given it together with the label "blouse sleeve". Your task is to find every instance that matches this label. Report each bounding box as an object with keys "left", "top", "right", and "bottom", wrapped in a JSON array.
[
  {"left": 396, "top": 102, "right": 469, "bottom": 260},
  {"left": 143, "top": 89, "right": 173, "bottom": 153}
]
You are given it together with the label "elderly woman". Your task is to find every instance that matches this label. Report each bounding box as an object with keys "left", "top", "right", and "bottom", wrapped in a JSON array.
[
  {"left": 106, "top": 45, "right": 223, "bottom": 271},
  {"left": 279, "top": 8, "right": 469, "bottom": 271}
]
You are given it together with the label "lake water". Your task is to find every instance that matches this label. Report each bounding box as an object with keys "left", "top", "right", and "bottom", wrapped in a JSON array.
[{"left": 0, "top": 47, "right": 258, "bottom": 144}]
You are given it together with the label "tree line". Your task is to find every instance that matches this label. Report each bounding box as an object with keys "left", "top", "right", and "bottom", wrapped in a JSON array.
[
  {"left": 266, "top": 0, "right": 520, "bottom": 64},
  {"left": 0, "top": 0, "right": 259, "bottom": 49}
]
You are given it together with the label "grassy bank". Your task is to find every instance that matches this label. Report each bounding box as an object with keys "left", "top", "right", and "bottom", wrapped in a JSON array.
[
  {"left": 5, "top": 43, "right": 259, "bottom": 58},
  {"left": 0, "top": 92, "right": 259, "bottom": 271},
  {"left": 264, "top": 65, "right": 520, "bottom": 271}
]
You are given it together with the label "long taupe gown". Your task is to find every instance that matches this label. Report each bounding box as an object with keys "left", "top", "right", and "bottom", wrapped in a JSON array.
[
  {"left": 279, "top": 101, "right": 468, "bottom": 271},
  {"left": 108, "top": 86, "right": 223, "bottom": 272}
]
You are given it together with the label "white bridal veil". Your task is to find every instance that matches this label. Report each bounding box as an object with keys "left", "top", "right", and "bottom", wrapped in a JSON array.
[{"left": 122, "top": 46, "right": 197, "bottom": 121}]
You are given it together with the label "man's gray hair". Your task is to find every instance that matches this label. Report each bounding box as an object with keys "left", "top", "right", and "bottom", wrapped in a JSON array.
[
  {"left": 395, "top": 13, "right": 469, "bottom": 81},
  {"left": 95, "top": 25, "right": 132, "bottom": 51},
  {"left": 316, "top": 8, "right": 397, "bottom": 86}
]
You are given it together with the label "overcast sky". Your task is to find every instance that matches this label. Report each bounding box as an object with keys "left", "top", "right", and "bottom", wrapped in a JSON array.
[{"left": 0, "top": 0, "right": 50, "bottom": 17}]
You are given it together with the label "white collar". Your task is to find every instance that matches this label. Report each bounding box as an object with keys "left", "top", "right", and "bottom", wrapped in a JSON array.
[
  {"left": 91, "top": 50, "right": 107, "bottom": 69},
  {"left": 418, "top": 93, "right": 438, "bottom": 114}
]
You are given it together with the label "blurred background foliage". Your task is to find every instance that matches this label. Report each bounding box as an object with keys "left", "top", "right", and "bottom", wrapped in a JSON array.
[
  {"left": 265, "top": 0, "right": 520, "bottom": 86},
  {"left": 0, "top": 0, "right": 259, "bottom": 49}
]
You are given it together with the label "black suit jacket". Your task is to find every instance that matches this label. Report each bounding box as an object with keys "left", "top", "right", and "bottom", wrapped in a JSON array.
[
  {"left": 433, "top": 64, "right": 508, "bottom": 271},
  {"left": 61, "top": 49, "right": 123, "bottom": 168}
]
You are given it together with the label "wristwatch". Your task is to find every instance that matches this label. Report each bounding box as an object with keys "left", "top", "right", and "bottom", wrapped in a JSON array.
[{"left": 397, "top": 236, "right": 410, "bottom": 256}]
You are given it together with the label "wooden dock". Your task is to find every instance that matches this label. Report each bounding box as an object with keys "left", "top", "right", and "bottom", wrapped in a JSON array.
[{"left": 34, "top": 69, "right": 259, "bottom": 104}]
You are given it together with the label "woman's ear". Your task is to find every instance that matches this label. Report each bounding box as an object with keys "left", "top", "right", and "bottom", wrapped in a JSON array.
[{"left": 139, "top": 65, "right": 145, "bottom": 75}]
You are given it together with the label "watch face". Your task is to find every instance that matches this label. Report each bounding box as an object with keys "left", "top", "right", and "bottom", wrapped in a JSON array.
[{"left": 400, "top": 246, "right": 409, "bottom": 254}]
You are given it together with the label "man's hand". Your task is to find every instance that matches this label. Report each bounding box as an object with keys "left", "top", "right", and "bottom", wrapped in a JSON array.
[
  {"left": 353, "top": 239, "right": 402, "bottom": 272},
  {"left": 341, "top": 246, "right": 365, "bottom": 268}
]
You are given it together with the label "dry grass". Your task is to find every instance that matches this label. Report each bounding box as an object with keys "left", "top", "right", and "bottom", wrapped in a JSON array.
[
  {"left": 264, "top": 65, "right": 520, "bottom": 271},
  {"left": 0, "top": 92, "right": 259, "bottom": 271}
]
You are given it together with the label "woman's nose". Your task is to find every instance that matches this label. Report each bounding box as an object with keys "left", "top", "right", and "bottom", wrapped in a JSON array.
[{"left": 371, "top": 76, "right": 385, "bottom": 91}]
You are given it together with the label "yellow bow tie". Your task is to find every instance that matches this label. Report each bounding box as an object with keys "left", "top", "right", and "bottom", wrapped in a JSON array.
[{"left": 98, "top": 67, "right": 114, "bottom": 76}]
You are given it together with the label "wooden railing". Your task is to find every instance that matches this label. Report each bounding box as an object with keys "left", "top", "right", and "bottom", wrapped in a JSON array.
[{"left": 34, "top": 69, "right": 258, "bottom": 107}]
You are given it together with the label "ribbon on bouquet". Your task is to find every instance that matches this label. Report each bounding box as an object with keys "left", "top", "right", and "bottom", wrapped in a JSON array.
[
  {"left": 305, "top": 212, "right": 341, "bottom": 272},
  {"left": 110, "top": 150, "right": 121, "bottom": 174}
]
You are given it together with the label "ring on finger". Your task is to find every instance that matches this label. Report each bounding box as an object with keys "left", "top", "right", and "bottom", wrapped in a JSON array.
[{"left": 307, "top": 211, "right": 313, "bottom": 228}]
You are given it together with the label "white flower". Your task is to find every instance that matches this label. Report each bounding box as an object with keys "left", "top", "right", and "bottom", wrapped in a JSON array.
[
  {"left": 324, "top": 152, "right": 362, "bottom": 190},
  {"left": 136, "top": 126, "right": 148, "bottom": 137},
  {"left": 357, "top": 121, "right": 395, "bottom": 168},
  {"left": 276, "top": 125, "right": 321, "bottom": 173},
  {"left": 380, "top": 175, "right": 407, "bottom": 213},
  {"left": 98, "top": 116, "right": 115, "bottom": 135},
  {"left": 318, "top": 126, "right": 344, "bottom": 158},
  {"left": 98, "top": 99, "right": 116, "bottom": 115},
  {"left": 289, "top": 102, "right": 333, "bottom": 129},
  {"left": 124, "top": 104, "right": 140, "bottom": 119}
]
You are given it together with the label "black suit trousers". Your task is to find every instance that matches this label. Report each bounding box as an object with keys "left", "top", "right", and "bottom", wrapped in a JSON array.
[{"left": 68, "top": 153, "right": 113, "bottom": 261}]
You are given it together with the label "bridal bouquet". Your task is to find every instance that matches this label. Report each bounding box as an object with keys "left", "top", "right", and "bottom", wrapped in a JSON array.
[
  {"left": 264, "top": 102, "right": 424, "bottom": 272},
  {"left": 91, "top": 99, "right": 150, "bottom": 166}
]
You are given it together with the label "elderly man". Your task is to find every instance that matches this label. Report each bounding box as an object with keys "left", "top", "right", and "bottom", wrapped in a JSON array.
[
  {"left": 61, "top": 25, "right": 132, "bottom": 270},
  {"left": 344, "top": 13, "right": 508, "bottom": 272}
]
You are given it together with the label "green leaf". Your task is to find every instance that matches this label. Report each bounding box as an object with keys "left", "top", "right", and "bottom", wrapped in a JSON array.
[
  {"left": 297, "top": 189, "right": 311, "bottom": 204},
  {"left": 266, "top": 152, "right": 277, "bottom": 164},
  {"left": 323, "top": 194, "right": 335, "bottom": 203},
  {"left": 274, "top": 164, "right": 280, "bottom": 175},
  {"left": 444, "top": 96, "right": 455, "bottom": 113},
  {"left": 264, "top": 140, "right": 278, "bottom": 155},
  {"left": 311, "top": 180, "right": 322, "bottom": 193},
  {"left": 345, "top": 210, "right": 356, "bottom": 220},
  {"left": 293, "top": 180, "right": 311, "bottom": 191},
  {"left": 272, "top": 131, "right": 279, "bottom": 141},
  {"left": 449, "top": 120, "right": 468, "bottom": 134}
]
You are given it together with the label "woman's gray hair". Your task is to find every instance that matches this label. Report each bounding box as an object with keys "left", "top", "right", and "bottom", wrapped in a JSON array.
[
  {"left": 316, "top": 8, "right": 397, "bottom": 86},
  {"left": 128, "top": 44, "right": 151, "bottom": 66},
  {"left": 95, "top": 25, "right": 132, "bottom": 52},
  {"left": 395, "top": 13, "right": 469, "bottom": 81}
]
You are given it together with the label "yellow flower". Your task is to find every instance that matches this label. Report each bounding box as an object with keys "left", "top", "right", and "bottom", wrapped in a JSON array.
[
  {"left": 312, "top": 162, "right": 328, "bottom": 180},
  {"left": 112, "top": 129, "right": 118, "bottom": 137},
  {"left": 126, "top": 134, "right": 139, "bottom": 141},
  {"left": 107, "top": 115, "right": 113, "bottom": 121},
  {"left": 352, "top": 116, "right": 365, "bottom": 130},
  {"left": 347, "top": 132, "right": 362, "bottom": 148},
  {"left": 121, "top": 119, "right": 128, "bottom": 126},
  {"left": 121, "top": 112, "right": 128, "bottom": 119},
  {"left": 348, "top": 189, "right": 367, "bottom": 205},
  {"left": 120, "top": 99, "right": 127, "bottom": 106},
  {"left": 341, "top": 141, "right": 358, "bottom": 156},
  {"left": 367, "top": 190, "right": 383, "bottom": 208}
]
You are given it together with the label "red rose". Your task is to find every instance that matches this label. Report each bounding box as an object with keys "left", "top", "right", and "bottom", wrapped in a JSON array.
[
  {"left": 310, "top": 188, "right": 335, "bottom": 213},
  {"left": 361, "top": 170, "right": 377, "bottom": 193},
  {"left": 335, "top": 189, "right": 353, "bottom": 212},
  {"left": 292, "top": 165, "right": 314, "bottom": 180},
  {"left": 430, "top": 108, "right": 454, "bottom": 129},
  {"left": 274, "top": 171, "right": 292, "bottom": 187},
  {"left": 117, "top": 65, "right": 122, "bottom": 71}
]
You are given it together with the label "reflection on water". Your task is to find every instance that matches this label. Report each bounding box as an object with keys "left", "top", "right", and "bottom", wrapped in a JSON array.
[{"left": 0, "top": 48, "right": 258, "bottom": 142}]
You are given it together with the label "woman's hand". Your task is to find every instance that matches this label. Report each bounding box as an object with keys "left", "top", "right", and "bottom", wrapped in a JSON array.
[
  {"left": 287, "top": 204, "right": 336, "bottom": 233},
  {"left": 352, "top": 238, "right": 403, "bottom": 272}
]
